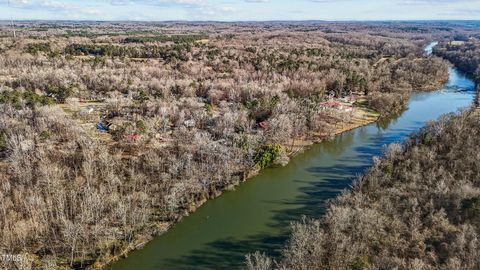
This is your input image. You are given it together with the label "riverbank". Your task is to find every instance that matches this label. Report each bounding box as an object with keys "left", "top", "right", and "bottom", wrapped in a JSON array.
[
  {"left": 432, "top": 40, "right": 480, "bottom": 106},
  {"left": 90, "top": 102, "right": 380, "bottom": 269},
  {"left": 108, "top": 65, "right": 476, "bottom": 270},
  {"left": 99, "top": 51, "right": 451, "bottom": 270},
  {"left": 285, "top": 104, "right": 380, "bottom": 155},
  {"left": 255, "top": 107, "right": 480, "bottom": 269}
]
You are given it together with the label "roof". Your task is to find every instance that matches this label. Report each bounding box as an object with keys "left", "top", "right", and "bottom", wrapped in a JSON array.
[
  {"left": 259, "top": 120, "right": 269, "bottom": 129},
  {"left": 124, "top": 134, "right": 141, "bottom": 141}
]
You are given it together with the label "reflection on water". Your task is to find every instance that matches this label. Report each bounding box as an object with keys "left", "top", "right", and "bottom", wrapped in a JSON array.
[{"left": 109, "top": 68, "right": 476, "bottom": 270}]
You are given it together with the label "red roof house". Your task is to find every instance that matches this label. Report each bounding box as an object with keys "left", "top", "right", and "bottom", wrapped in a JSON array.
[{"left": 259, "top": 120, "right": 269, "bottom": 129}]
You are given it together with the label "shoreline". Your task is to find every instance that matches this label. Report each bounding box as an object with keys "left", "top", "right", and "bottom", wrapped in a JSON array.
[
  {"left": 90, "top": 104, "right": 380, "bottom": 269},
  {"left": 88, "top": 75, "right": 450, "bottom": 270},
  {"left": 89, "top": 61, "right": 451, "bottom": 270}
]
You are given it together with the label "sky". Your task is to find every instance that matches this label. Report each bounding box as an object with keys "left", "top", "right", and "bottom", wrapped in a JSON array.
[{"left": 0, "top": 0, "right": 479, "bottom": 21}]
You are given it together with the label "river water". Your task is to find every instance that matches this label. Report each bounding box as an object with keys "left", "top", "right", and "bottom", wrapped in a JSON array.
[
  {"left": 424, "top": 41, "right": 439, "bottom": 55},
  {"left": 110, "top": 45, "right": 476, "bottom": 270}
]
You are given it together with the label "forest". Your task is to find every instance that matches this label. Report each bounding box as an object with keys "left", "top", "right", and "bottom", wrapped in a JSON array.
[
  {"left": 247, "top": 108, "right": 480, "bottom": 270},
  {"left": 0, "top": 21, "right": 476, "bottom": 269},
  {"left": 433, "top": 39, "right": 480, "bottom": 105}
]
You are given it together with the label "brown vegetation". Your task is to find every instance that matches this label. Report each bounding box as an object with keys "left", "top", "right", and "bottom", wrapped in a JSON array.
[
  {"left": 434, "top": 39, "right": 480, "bottom": 105},
  {"left": 247, "top": 108, "right": 480, "bottom": 270},
  {"left": 0, "top": 21, "right": 469, "bottom": 269}
]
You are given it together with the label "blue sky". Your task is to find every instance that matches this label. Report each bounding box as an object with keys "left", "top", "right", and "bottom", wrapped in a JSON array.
[{"left": 0, "top": 0, "right": 479, "bottom": 21}]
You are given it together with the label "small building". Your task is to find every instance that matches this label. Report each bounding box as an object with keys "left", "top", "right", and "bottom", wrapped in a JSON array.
[
  {"left": 320, "top": 100, "right": 344, "bottom": 109},
  {"left": 124, "top": 133, "right": 141, "bottom": 141},
  {"left": 448, "top": 41, "right": 466, "bottom": 46},
  {"left": 340, "top": 95, "right": 357, "bottom": 104},
  {"left": 80, "top": 106, "right": 95, "bottom": 115},
  {"left": 259, "top": 120, "right": 269, "bottom": 129},
  {"left": 320, "top": 100, "right": 353, "bottom": 113},
  {"left": 183, "top": 119, "right": 196, "bottom": 128}
]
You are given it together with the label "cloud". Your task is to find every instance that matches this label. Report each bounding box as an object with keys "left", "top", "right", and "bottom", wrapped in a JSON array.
[
  {"left": 309, "top": 0, "right": 350, "bottom": 2},
  {"left": 2, "top": 0, "right": 480, "bottom": 21},
  {"left": 398, "top": 0, "right": 479, "bottom": 4},
  {"left": 438, "top": 8, "right": 480, "bottom": 16},
  {"left": 108, "top": 0, "right": 205, "bottom": 7},
  {"left": 1, "top": 0, "right": 104, "bottom": 18},
  {"left": 3, "top": 0, "right": 74, "bottom": 11},
  {"left": 104, "top": 0, "right": 237, "bottom": 20}
]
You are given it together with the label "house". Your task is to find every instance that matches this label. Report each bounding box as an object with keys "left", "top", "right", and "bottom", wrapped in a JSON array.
[
  {"left": 259, "top": 120, "right": 269, "bottom": 129},
  {"left": 320, "top": 100, "right": 344, "bottom": 109},
  {"left": 183, "top": 119, "right": 196, "bottom": 128},
  {"left": 448, "top": 41, "right": 466, "bottom": 46},
  {"left": 320, "top": 100, "right": 353, "bottom": 113},
  {"left": 124, "top": 133, "right": 141, "bottom": 141},
  {"left": 340, "top": 95, "right": 357, "bottom": 104}
]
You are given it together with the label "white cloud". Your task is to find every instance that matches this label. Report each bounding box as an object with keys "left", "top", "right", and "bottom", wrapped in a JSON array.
[
  {"left": 4, "top": 0, "right": 73, "bottom": 10},
  {"left": 108, "top": 0, "right": 206, "bottom": 7},
  {"left": 2, "top": 0, "right": 105, "bottom": 18},
  {"left": 398, "top": 0, "right": 479, "bottom": 4},
  {"left": 2, "top": 0, "right": 480, "bottom": 21}
]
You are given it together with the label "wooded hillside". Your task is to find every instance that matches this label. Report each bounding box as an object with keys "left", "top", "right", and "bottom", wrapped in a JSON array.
[
  {"left": 434, "top": 39, "right": 480, "bottom": 105},
  {"left": 248, "top": 108, "right": 480, "bottom": 270}
]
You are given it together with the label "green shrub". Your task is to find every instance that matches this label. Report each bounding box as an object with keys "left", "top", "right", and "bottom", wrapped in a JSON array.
[
  {"left": 136, "top": 120, "right": 148, "bottom": 134},
  {"left": 0, "top": 135, "right": 7, "bottom": 153},
  {"left": 25, "top": 43, "right": 51, "bottom": 54},
  {"left": 383, "top": 162, "right": 393, "bottom": 176},
  {"left": 205, "top": 103, "right": 214, "bottom": 113},
  {"left": 461, "top": 196, "right": 480, "bottom": 225},
  {"left": 39, "top": 130, "right": 52, "bottom": 140},
  {"left": 23, "top": 91, "right": 55, "bottom": 107},
  {"left": 135, "top": 90, "right": 150, "bottom": 102},
  {"left": 0, "top": 90, "right": 22, "bottom": 109},
  {"left": 253, "top": 144, "right": 283, "bottom": 170},
  {"left": 0, "top": 89, "right": 55, "bottom": 109},
  {"left": 244, "top": 96, "right": 279, "bottom": 122},
  {"left": 45, "top": 84, "right": 74, "bottom": 103},
  {"left": 351, "top": 256, "right": 369, "bottom": 270}
]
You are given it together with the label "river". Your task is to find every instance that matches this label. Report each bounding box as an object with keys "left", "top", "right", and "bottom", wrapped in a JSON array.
[
  {"left": 424, "top": 41, "right": 439, "bottom": 55},
  {"left": 109, "top": 44, "right": 476, "bottom": 270}
]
